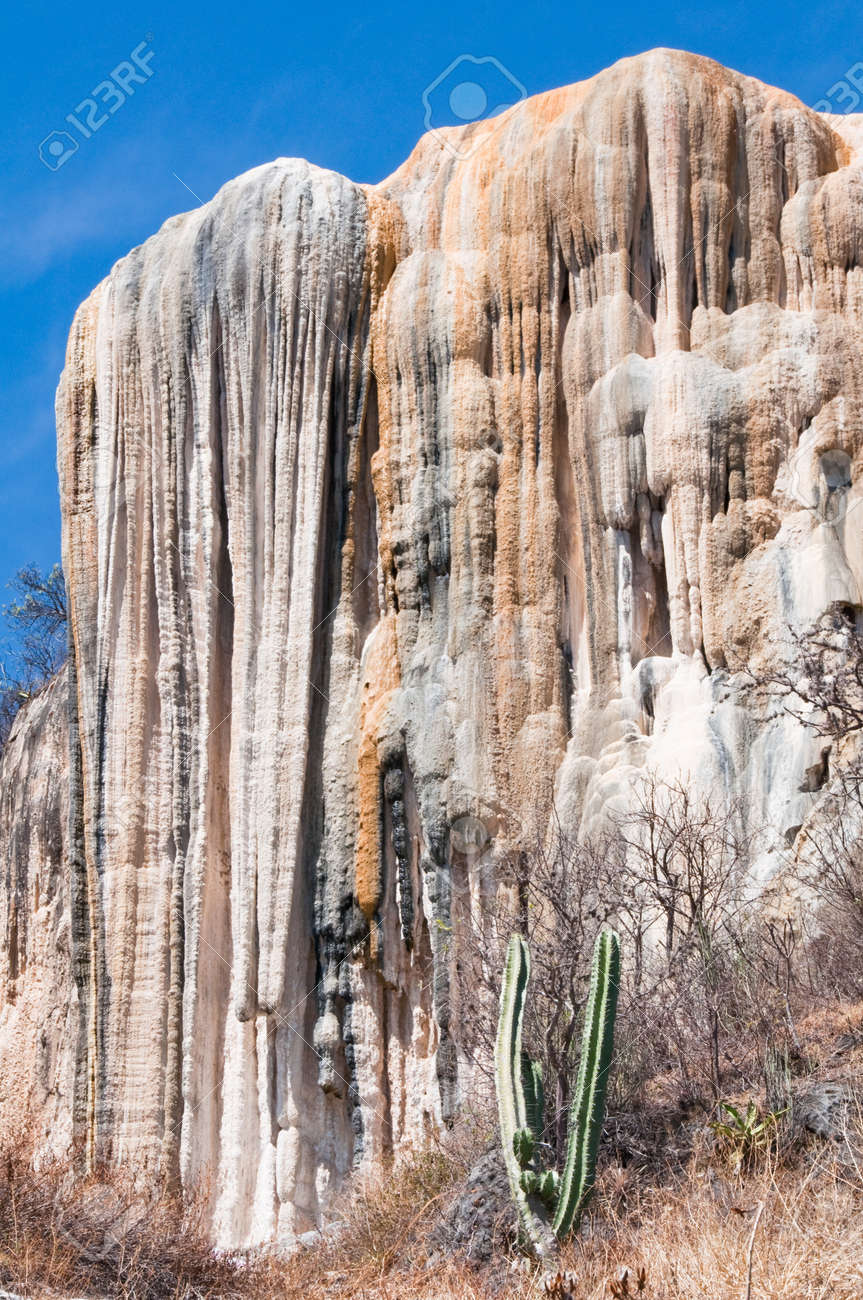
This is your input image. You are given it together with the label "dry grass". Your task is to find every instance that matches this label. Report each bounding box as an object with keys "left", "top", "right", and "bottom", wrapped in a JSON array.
[
  {"left": 0, "top": 1138, "right": 284, "bottom": 1298},
  {"left": 280, "top": 1132, "right": 486, "bottom": 1296},
  {"left": 4, "top": 1039, "right": 863, "bottom": 1300},
  {"left": 3, "top": 1130, "right": 863, "bottom": 1298},
  {"left": 552, "top": 1153, "right": 863, "bottom": 1299},
  {"left": 0, "top": 1124, "right": 483, "bottom": 1299},
  {"left": 281, "top": 1150, "right": 863, "bottom": 1299}
]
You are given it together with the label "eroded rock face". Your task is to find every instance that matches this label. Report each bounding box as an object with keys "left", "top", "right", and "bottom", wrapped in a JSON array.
[
  {"left": 3, "top": 49, "right": 863, "bottom": 1244},
  {"left": 0, "top": 669, "right": 73, "bottom": 1152}
]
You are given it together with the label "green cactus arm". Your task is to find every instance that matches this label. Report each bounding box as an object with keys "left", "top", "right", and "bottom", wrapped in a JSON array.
[
  {"left": 495, "top": 934, "right": 557, "bottom": 1257},
  {"left": 521, "top": 1051, "right": 545, "bottom": 1143},
  {"left": 497, "top": 934, "right": 530, "bottom": 1136},
  {"left": 552, "top": 927, "right": 620, "bottom": 1238}
]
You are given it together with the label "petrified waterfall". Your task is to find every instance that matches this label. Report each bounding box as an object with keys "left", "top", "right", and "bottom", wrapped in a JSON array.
[{"left": 2, "top": 49, "right": 863, "bottom": 1244}]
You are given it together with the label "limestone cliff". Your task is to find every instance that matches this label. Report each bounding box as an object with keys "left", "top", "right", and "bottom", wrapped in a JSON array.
[
  {"left": 0, "top": 670, "right": 73, "bottom": 1151},
  {"left": 3, "top": 49, "right": 863, "bottom": 1244}
]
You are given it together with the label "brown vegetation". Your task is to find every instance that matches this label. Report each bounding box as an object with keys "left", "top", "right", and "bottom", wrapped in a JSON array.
[
  {"left": 0, "top": 1139, "right": 278, "bottom": 1299},
  {"left": 276, "top": 1071, "right": 863, "bottom": 1299},
  {"left": 4, "top": 1028, "right": 863, "bottom": 1300}
]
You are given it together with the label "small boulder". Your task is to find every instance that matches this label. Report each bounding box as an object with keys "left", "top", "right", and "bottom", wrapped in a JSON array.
[{"left": 427, "top": 1147, "right": 515, "bottom": 1266}]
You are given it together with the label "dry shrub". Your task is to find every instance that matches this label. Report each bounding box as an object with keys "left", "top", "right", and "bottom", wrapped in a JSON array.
[
  {"left": 3, "top": 1113, "right": 863, "bottom": 1299},
  {"left": 551, "top": 1150, "right": 863, "bottom": 1299},
  {"left": 456, "top": 774, "right": 815, "bottom": 1163},
  {"left": 0, "top": 1132, "right": 281, "bottom": 1299},
  {"left": 289, "top": 1152, "right": 863, "bottom": 1299},
  {"left": 282, "top": 1126, "right": 486, "bottom": 1296},
  {"left": 273, "top": 1076, "right": 863, "bottom": 1299}
]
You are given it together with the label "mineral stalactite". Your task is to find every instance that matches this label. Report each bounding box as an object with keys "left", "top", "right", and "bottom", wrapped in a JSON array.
[{"left": 2, "top": 50, "right": 863, "bottom": 1243}]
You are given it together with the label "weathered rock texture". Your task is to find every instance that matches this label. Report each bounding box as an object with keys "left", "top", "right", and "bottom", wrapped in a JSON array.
[
  {"left": 3, "top": 49, "right": 863, "bottom": 1244},
  {"left": 0, "top": 670, "right": 73, "bottom": 1151}
]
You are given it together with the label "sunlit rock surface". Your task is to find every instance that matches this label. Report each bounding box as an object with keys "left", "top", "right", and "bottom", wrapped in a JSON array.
[
  {"left": 3, "top": 50, "right": 863, "bottom": 1244},
  {"left": 0, "top": 670, "right": 73, "bottom": 1151}
]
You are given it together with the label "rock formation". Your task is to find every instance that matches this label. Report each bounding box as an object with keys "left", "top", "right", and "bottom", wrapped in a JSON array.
[
  {"left": 0, "top": 670, "right": 73, "bottom": 1154},
  {"left": 2, "top": 48, "right": 863, "bottom": 1244}
]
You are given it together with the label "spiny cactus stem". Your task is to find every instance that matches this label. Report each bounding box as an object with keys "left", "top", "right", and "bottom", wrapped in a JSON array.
[
  {"left": 495, "top": 934, "right": 557, "bottom": 1257},
  {"left": 552, "top": 927, "right": 620, "bottom": 1238}
]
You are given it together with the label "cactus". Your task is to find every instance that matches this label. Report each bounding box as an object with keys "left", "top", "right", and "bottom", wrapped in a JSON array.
[
  {"left": 552, "top": 926, "right": 620, "bottom": 1236},
  {"left": 494, "top": 934, "right": 557, "bottom": 1256},
  {"left": 522, "top": 1050, "right": 545, "bottom": 1143},
  {"left": 495, "top": 926, "right": 621, "bottom": 1253}
]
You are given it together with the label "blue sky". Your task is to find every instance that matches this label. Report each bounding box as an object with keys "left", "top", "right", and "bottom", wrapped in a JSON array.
[{"left": 1, "top": 0, "right": 861, "bottom": 587}]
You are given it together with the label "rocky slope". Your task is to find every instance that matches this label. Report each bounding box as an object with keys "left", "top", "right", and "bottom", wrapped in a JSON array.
[{"left": 2, "top": 48, "right": 863, "bottom": 1244}]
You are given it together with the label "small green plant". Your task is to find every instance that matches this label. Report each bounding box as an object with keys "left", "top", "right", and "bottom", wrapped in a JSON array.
[
  {"left": 495, "top": 927, "right": 620, "bottom": 1256},
  {"left": 709, "top": 1099, "right": 785, "bottom": 1172}
]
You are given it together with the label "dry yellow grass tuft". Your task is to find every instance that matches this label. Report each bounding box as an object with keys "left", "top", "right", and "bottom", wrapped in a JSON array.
[
  {"left": 0, "top": 1135, "right": 284, "bottom": 1298},
  {"left": 281, "top": 1143, "right": 473, "bottom": 1296},
  {"left": 550, "top": 1155, "right": 863, "bottom": 1299}
]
